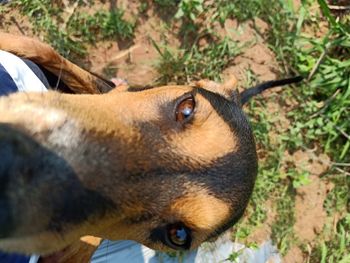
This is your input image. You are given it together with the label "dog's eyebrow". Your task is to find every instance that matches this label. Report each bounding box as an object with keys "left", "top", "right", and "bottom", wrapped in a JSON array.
[
  {"left": 196, "top": 88, "right": 244, "bottom": 132},
  {"left": 127, "top": 86, "right": 156, "bottom": 92},
  {"left": 125, "top": 212, "right": 155, "bottom": 224}
]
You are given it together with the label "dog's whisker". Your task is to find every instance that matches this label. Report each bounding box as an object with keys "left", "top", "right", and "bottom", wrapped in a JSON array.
[{"left": 55, "top": 56, "right": 64, "bottom": 91}]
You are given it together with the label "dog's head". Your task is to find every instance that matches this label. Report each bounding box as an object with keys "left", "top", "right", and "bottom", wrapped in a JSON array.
[
  {"left": 0, "top": 34, "right": 302, "bottom": 256},
  {"left": 0, "top": 79, "right": 257, "bottom": 254}
]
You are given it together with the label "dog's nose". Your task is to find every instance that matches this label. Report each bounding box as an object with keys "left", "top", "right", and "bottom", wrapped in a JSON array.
[
  {"left": 0, "top": 126, "right": 24, "bottom": 238},
  {"left": 0, "top": 199, "right": 13, "bottom": 239},
  {"left": 0, "top": 123, "right": 60, "bottom": 239}
]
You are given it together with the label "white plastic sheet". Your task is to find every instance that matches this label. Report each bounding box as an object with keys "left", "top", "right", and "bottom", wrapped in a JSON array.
[{"left": 92, "top": 236, "right": 281, "bottom": 263}]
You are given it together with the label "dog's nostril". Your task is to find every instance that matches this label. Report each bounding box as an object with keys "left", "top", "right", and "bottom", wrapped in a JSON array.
[
  {"left": 0, "top": 133, "right": 19, "bottom": 238},
  {"left": 0, "top": 142, "right": 14, "bottom": 192},
  {"left": 0, "top": 133, "right": 32, "bottom": 184}
]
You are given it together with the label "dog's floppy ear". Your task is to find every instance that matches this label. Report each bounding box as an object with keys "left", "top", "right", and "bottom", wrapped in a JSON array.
[
  {"left": 0, "top": 33, "right": 115, "bottom": 94},
  {"left": 240, "top": 76, "right": 304, "bottom": 105}
]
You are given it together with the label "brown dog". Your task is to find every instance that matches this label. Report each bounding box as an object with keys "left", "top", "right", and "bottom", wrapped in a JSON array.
[{"left": 0, "top": 33, "right": 302, "bottom": 262}]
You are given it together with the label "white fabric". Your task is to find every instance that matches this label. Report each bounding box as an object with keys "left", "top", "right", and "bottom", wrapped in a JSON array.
[
  {"left": 29, "top": 255, "right": 40, "bottom": 263},
  {"left": 0, "top": 50, "right": 47, "bottom": 93},
  {"left": 91, "top": 237, "right": 281, "bottom": 263}
]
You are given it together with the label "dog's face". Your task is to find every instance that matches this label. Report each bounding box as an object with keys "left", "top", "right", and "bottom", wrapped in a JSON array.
[{"left": 0, "top": 82, "right": 257, "bottom": 254}]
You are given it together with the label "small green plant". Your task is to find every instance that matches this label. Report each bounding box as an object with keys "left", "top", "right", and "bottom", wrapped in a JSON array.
[
  {"left": 324, "top": 175, "right": 349, "bottom": 215},
  {"left": 288, "top": 169, "right": 311, "bottom": 189},
  {"left": 153, "top": 0, "right": 179, "bottom": 8},
  {"left": 227, "top": 248, "right": 244, "bottom": 262},
  {"left": 271, "top": 186, "right": 296, "bottom": 255},
  {"left": 138, "top": 2, "right": 148, "bottom": 13},
  {"left": 175, "top": 0, "right": 204, "bottom": 22},
  {"left": 69, "top": 10, "right": 134, "bottom": 42},
  {"left": 0, "top": 4, "right": 6, "bottom": 14}
]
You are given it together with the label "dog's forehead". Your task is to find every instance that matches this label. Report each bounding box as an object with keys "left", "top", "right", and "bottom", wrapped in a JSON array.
[
  {"left": 128, "top": 85, "right": 248, "bottom": 167},
  {"left": 124, "top": 84, "right": 254, "bottom": 172}
]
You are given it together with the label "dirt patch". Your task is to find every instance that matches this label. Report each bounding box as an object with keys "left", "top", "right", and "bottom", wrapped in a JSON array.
[
  {"left": 284, "top": 150, "right": 331, "bottom": 176},
  {"left": 284, "top": 245, "right": 304, "bottom": 263},
  {"left": 283, "top": 150, "right": 332, "bottom": 243},
  {"left": 87, "top": 3, "right": 181, "bottom": 87},
  {"left": 265, "top": 100, "right": 291, "bottom": 145},
  {"left": 246, "top": 199, "right": 277, "bottom": 245},
  {"left": 294, "top": 174, "right": 329, "bottom": 242},
  {"left": 221, "top": 19, "right": 278, "bottom": 89},
  {"left": 0, "top": 8, "right": 33, "bottom": 36}
]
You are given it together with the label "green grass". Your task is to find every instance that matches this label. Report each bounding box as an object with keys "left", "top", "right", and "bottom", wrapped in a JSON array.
[{"left": 69, "top": 10, "right": 134, "bottom": 42}]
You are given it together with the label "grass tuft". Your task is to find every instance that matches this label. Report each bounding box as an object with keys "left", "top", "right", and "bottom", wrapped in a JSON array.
[{"left": 154, "top": 37, "right": 242, "bottom": 84}]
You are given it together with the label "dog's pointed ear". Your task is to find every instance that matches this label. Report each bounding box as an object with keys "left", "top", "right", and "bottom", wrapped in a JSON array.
[
  {"left": 195, "top": 76, "right": 239, "bottom": 100},
  {"left": 239, "top": 76, "right": 304, "bottom": 105}
]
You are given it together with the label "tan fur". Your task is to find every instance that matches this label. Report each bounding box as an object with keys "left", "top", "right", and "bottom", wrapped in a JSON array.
[
  {"left": 166, "top": 191, "right": 231, "bottom": 248},
  {"left": 169, "top": 192, "right": 231, "bottom": 231}
]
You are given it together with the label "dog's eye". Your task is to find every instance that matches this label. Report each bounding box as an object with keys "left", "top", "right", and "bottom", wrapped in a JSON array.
[
  {"left": 166, "top": 223, "right": 192, "bottom": 250},
  {"left": 175, "top": 96, "right": 195, "bottom": 122}
]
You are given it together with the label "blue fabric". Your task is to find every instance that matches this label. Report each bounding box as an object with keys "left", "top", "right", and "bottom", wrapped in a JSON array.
[
  {"left": 0, "top": 253, "right": 30, "bottom": 263},
  {"left": 0, "top": 62, "right": 19, "bottom": 96},
  {"left": 0, "top": 60, "right": 31, "bottom": 263}
]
